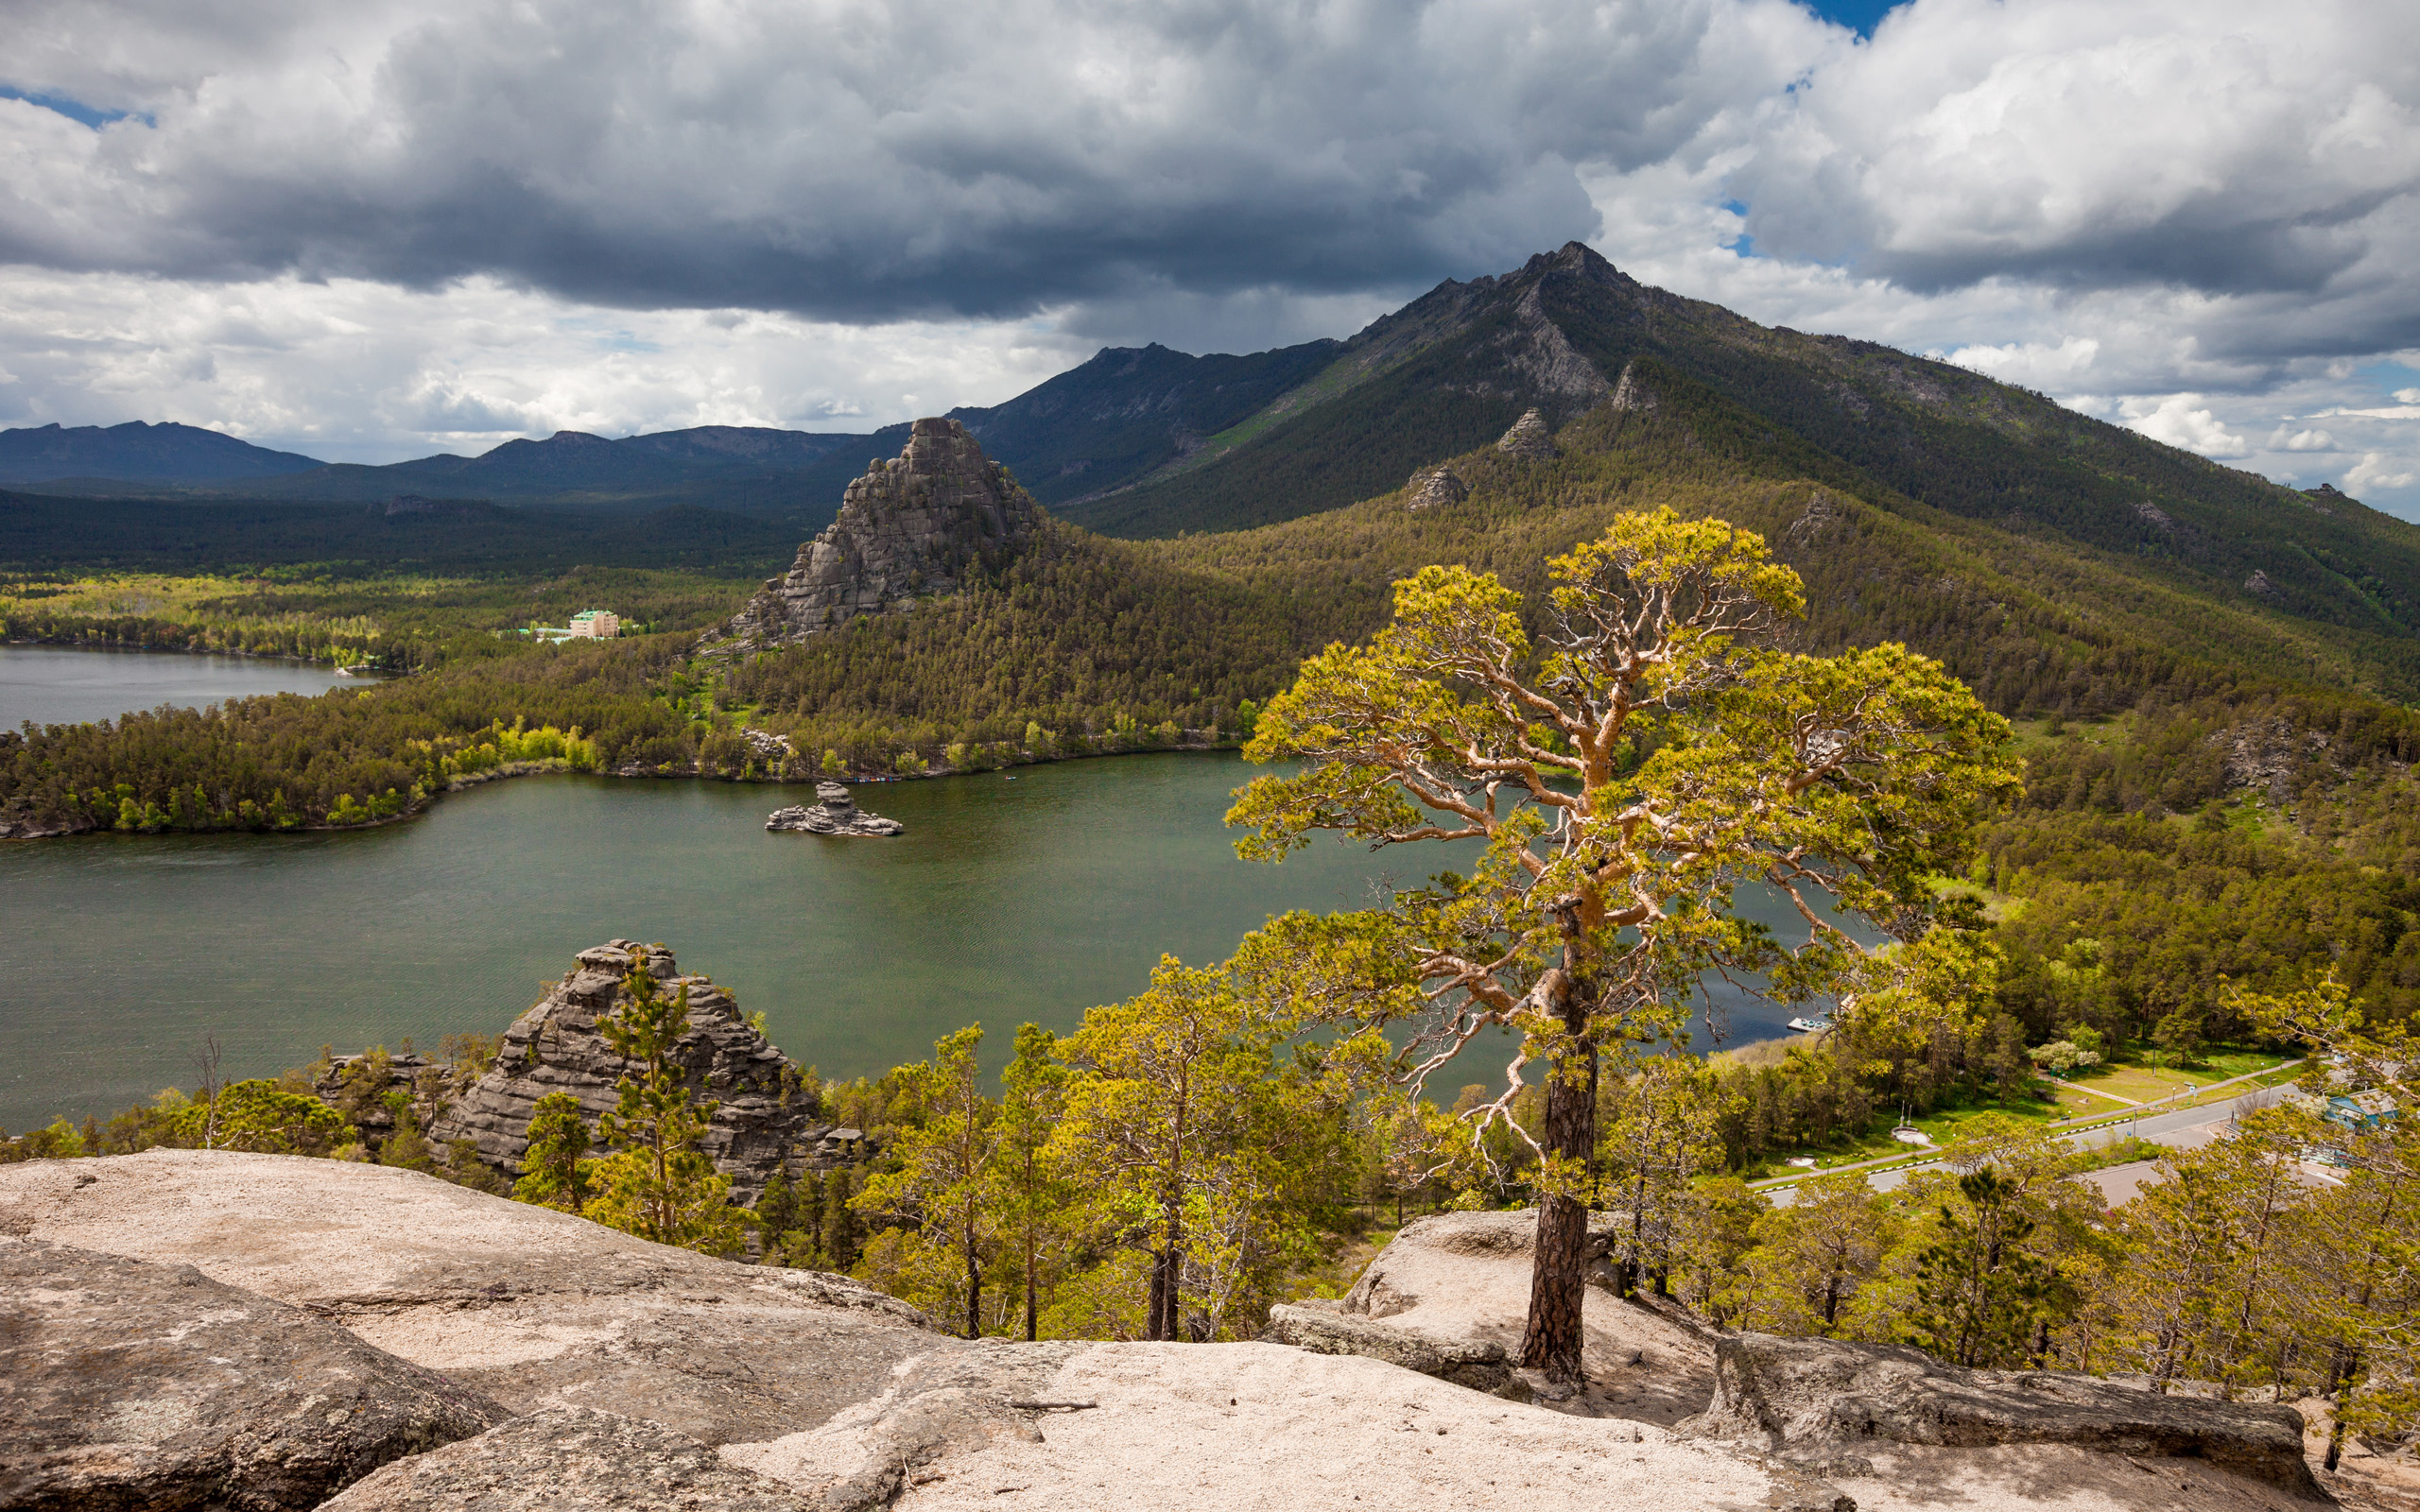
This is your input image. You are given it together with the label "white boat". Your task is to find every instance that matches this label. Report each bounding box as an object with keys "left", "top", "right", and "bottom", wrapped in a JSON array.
[{"left": 1787, "top": 1016, "right": 1832, "bottom": 1033}]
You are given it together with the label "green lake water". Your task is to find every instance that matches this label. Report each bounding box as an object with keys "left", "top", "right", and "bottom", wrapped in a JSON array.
[{"left": 0, "top": 652, "right": 1824, "bottom": 1132}]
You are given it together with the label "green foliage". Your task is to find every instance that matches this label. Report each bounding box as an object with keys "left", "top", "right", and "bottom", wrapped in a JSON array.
[
  {"left": 1901, "top": 1170, "right": 2061, "bottom": 1368},
  {"left": 512, "top": 1091, "right": 595, "bottom": 1212},
  {"left": 581, "top": 959, "right": 746, "bottom": 1256}
]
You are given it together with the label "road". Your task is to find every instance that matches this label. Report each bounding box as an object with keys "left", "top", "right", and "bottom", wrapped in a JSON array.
[{"left": 1754, "top": 1063, "right": 2298, "bottom": 1204}]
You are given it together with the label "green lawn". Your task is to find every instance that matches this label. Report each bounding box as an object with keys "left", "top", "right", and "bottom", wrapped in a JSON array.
[{"left": 1742, "top": 1086, "right": 2069, "bottom": 1178}]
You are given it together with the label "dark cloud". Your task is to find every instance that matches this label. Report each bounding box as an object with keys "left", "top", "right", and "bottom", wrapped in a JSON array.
[{"left": 0, "top": 0, "right": 1820, "bottom": 320}]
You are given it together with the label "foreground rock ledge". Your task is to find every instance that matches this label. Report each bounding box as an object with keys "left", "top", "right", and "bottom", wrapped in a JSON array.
[
  {"left": 0, "top": 1235, "right": 510, "bottom": 1511},
  {"left": 1685, "top": 1332, "right": 2322, "bottom": 1495},
  {"left": 320, "top": 1407, "right": 810, "bottom": 1512}
]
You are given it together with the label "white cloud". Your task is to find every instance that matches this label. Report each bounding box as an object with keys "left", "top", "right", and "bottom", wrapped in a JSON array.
[
  {"left": 0, "top": 268, "right": 1089, "bottom": 461},
  {"left": 0, "top": 0, "right": 2413, "bottom": 527},
  {"left": 2347, "top": 452, "right": 2419, "bottom": 492},
  {"left": 2118, "top": 394, "right": 2252, "bottom": 458}
]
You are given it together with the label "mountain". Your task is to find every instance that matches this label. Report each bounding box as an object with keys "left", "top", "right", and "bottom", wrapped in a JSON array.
[
  {"left": 0, "top": 421, "right": 325, "bottom": 486},
  {"left": 942, "top": 340, "right": 1341, "bottom": 506}
]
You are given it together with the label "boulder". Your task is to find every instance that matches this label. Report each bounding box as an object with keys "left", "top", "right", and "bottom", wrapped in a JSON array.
[
  {"left": 766, "top": 782, "right": 905, "bottom": 837},
  {"left": 1496, "top": 406, "right": 1557, "bottom": 459},
  {"left": 0, "top": 1235, "right": 509, "bottom": 1511},
  {"left": 0, "top": 1151, "right": 937, "bottom": 1451},
  {"left": 319, "top": 1408, "right": 811, "bottom": 1512},
  {"left": 1261, "top": 1298, "right": 1526, "bottom": 1399},
  {"left": 1405, "top": 466, "right": 1469, "bottom": 510},
  {"left": 1685, "top": 1332, "right": 2320, "bottom": 1493},
  {"left": 428, "top": 939, "right": 838, "bottom": 1204},
  {"left": 717, "top": 418, "right": 1039, "bottom": 649}
]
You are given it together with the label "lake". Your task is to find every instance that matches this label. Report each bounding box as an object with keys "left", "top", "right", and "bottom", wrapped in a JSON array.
[
  {"left": 0, "top": 658, "right": 1838, "bottom": 1133},
  {"left": 2, "top": 644, "right": 356, "bottom": 730}
]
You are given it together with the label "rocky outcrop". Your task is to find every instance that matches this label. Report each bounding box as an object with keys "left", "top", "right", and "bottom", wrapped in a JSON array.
[
  {"left": 767, "top": 782, "right": 904, "bottom": 836},
  {"left": 1496, "top": 406, "right": 1556, "bottom": 459},
  {"left": 0, "top": 1235, "right": 509, "bottom": 1510},
  {"left": 1609, "top": 358, "right": 1658, "bottom": 416},
  {"left": 1261, "top": 1297, "right": 1525, "bottom": 1399},
  {"left": 717, "top": 418, "right": 1039, "bottom": 649},
  {"left": 320, "top": 1408, "right": 812, "bottom": 1512},
  {"left": 1684, "top": 1332, "right": 2320, "bottom": 1493},
  {"left": 1405, "top": 465, "right": 1469, "bottom": 510},
  {"left": 428, "top": 939, "right": 847, "bottom": 1204}
]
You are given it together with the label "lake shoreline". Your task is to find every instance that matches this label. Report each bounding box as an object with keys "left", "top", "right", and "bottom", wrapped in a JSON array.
[{"left": 0, "top": 734, "right": 1253, "bottom": 842}]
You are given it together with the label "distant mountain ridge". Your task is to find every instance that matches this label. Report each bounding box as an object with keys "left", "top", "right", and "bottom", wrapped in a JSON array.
[{"left": 0, "top": 421, "right": 324, "bottom": 486}]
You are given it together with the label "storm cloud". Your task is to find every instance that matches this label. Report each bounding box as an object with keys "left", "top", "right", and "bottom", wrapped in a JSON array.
[{"left": 2, "top": 0, "right": 2417, "bottom": 509}]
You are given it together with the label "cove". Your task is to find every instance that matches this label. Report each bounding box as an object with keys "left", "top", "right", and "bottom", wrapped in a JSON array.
[
  {"left": 2, "top": 644, "right": 356, "bottom": 730},
  {"left": 0, "top": 753, "right": 1839, "bottom": 1132}
]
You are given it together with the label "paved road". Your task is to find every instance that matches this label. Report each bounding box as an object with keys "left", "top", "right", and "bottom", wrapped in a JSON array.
[{"left": 1759, "top": 1072, "right": 2296, "bottom": 1204}]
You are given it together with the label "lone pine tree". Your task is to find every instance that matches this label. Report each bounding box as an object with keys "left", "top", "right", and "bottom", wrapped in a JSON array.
[{"left": 1229, "top": 507, "right": 2015, "bottom": 1381}]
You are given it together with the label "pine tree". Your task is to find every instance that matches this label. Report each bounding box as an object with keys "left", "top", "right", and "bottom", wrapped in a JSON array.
[
  {"left": 851, "top": 1025, "right": 1002, "bottom": 1337},
  {"left": 512, "top": 1091, "right": 593, "bottom": 1211},
  {"left": 821, "top": 1165, "right": 860, "bottom": 1270},
  {"left": 1000, "top": 1022, "right": 1073, "bottom": 1340},
  {"left": 580, "top": 957, "right": 746, "bottom": 1255},
  {"left": 1903, "top": 1170, "right": 2057, "bottom": 1367}
]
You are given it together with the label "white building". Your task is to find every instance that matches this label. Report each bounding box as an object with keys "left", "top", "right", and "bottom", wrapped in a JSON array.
[{"left": 568, "top": 610, "right": 620, "bottom": 639}]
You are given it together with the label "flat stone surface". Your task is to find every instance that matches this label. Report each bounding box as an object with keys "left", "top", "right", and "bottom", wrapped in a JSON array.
[
  {"left": 0, "top": 1152, "right": 941, "bottom": 1449},
  {"left": 0, "top": 1235, "right": 509, "bottom": 1511},
  {"left": 321, "top": 1407, "right": 812, "bottom": 1512}
]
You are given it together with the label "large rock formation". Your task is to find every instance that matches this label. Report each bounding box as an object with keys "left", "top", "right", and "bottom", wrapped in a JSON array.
[
  {"left": 1495, "top": 406, "right": 1557, "bottom": 459},
  {"left": 428, "top": 939, "right": 857, "bottom": 1205},
  {"left": 1685, "top": 1332, "right": 2320, "bottom": 1493},
  {"left": 1, "top": 1235, "right": 509, "bottom": 1510},
  {"left": 717, "top": 417, "right": 1039, "bottom": 649},
  {"left": 1404, "top": 465, "right": 1469, "bottom": 510},
  {"left": 766, "top": 782, "right": 904, "bottom": 836}
]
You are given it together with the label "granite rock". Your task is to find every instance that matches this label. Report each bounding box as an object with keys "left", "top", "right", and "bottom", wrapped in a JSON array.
[
  {"left": 0, "top": 1152, "right": 936, "bottom": 1452},
  {"left": 718, "top": 418, "right": 1038, "bottom": 649},
  {"left": 0, "top": 1235, "right": 509, "bottom": 1511},
  {"left": 1684, "top": 1332, "right": 2320, "bottom": 1493},
  {"left": 1496, "top": 406, "right": 1556, "bottom": 459},
  {"left": 320, "top": 1408, "right": 812, "bottom": 1512},
  {"left": 767, "top": 782, "right": 904, "bottom": 837},
  {"left": 1261, "top": 1298, "right": 1527, "bottom": 1399},
  {"left": 1405, "top": 466, "right": 1469, "bottom": 510},
  {"left": 428, "top": 939, "right": 851, "bottom": 1204}
]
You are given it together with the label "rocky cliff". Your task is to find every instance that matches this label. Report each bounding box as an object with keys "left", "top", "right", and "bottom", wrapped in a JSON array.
[
  {"left": 428, "top": 939, "right": 862, "bottom": 1204},
  {"left": 716, "top": 417, "right": 1040, "bottom": 650}
]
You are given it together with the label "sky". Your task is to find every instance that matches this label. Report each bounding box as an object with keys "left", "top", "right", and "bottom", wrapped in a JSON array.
[{"left": 2, "top": 0, "right": 2417, "bottom": 518}]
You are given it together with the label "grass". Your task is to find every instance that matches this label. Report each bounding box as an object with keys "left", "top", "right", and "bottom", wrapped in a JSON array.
[{"left": 1739, "top": 1083, "right": 2070, "bottom": 1179}]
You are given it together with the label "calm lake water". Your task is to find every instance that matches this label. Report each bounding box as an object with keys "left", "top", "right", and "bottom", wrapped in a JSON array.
[
  {"left": 0, "top": 659, "right": 1835, "bottom": 1131},
  {"left": 2, "top": 644, "right": 355, "bottom": 729}
]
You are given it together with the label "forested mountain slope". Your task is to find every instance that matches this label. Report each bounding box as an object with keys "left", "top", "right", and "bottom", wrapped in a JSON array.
[{"left": 1060, "top": 245, "right": 2412, "bottom": 633}]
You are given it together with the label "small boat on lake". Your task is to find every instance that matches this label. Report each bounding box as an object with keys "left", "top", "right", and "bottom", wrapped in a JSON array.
[{"left": 1787, "top": 1016, "right": 1832, "bottom": 1034}]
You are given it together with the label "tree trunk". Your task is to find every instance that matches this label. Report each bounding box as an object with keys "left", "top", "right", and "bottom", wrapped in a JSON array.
[
  {"left": 966, "top": 1219, "right": 981, "bottom": 1340},
  {"left": 1519, "top": 997, "right": 1599, "bottom": 1383}
]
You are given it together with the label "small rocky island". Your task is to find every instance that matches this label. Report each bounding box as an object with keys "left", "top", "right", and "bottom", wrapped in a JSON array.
[{"left": 766, "top": 782, "right": 904, "bottom": 836}]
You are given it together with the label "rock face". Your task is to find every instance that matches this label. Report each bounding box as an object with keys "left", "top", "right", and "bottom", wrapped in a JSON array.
[
  {"left": 0, "top": 1235, "right": 510, "bottom": 1511},
  {"left": 767, "top": 782, "right": 905, "bottom": 836},
  {"left": 1322, "top": 1209, "right": 1720, "bottom": 1426},
  {"left": 1496, "top": 406, "right": 1556, "bottom": 458},
  {"left": 320, "top": 1408, "right": 812, "bottom": 1512},
  {"left": 1405, "top": 465, "right": 1469, "bottom": 509},
  {"left": 428, "top": 939, "right": 848, "bottom": 1204},
  {"left": 1685, "top": 1332, "right": 2320, "bottom": 1493},
  {"left": 1608, "top": 358, "right": 1658, "bottom": 416},
  {"left": 1261, "top": 1297, "right": 1525, "bottom": 1399},
  {"left": 719, "top": 418, "right": 1039, "bottom": 649}
]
